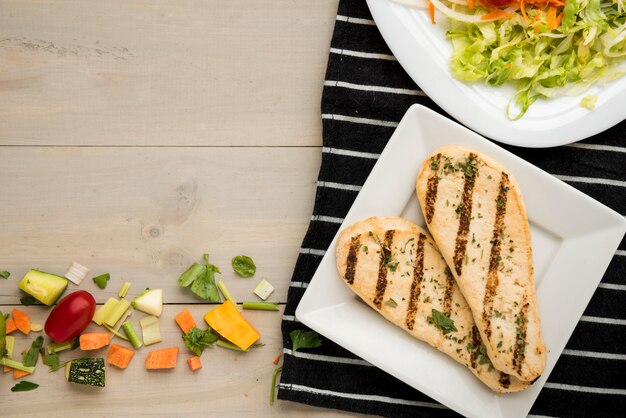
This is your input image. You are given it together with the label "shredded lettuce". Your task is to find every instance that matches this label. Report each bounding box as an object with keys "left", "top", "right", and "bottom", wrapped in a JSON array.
[{"left": 442, "top": 0, "right": 626, "bottom": 118}]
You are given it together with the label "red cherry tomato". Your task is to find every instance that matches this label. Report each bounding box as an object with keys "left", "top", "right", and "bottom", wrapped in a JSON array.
[{"left": 45, "top": 290, "right": 96, "bottom": 343}]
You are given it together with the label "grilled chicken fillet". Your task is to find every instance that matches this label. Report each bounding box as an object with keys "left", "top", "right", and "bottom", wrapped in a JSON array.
[
  {"left": 416, "top": 146, "right": 546, "bottom": 382},
  {"left": 336, "top": 217, "right": 529, "bottom": 392}
]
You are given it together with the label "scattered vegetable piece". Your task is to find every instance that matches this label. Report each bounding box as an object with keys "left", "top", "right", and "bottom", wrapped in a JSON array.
[
  {"left": 11, "top": 380, "right": 38, "bottom": 392},
  {"left": 103, "top": 324, "right": 130, "bottom": 341},
  {"left": 175, "top": 309, "right": 197, "bottom": 334},
  {"left": 79, "top": 332, "right": 112, "bottom": 351},
  {"left": 92, "top": 273, "right": 110, "bottom": 289},
  {"left": 13, "top": 367, "right": 31, "bottom": 379},
  {"left": 107, "top": 344, "right": 135, "bottom": 369},
  {"left": 30, "top": 322, "right": 43, "bottom": 332},
  {"left": 242, "top": 301, "right": 279, "bottom": 311},
  {"left": 6, "top": 317, "right": 16, "bottom": 335},
  {"left": 65, "top": 262, "right": 89, "bottom": 285},
  {"left": 215, "top": 340, "right": 260, "bottom": 352},
  {"left": 580, "top": 95, "right": 598, "bottom": 110},
  {"left": 187, "top": 356, "right": 202, "bottom": 372},
  {"left": 104, "top": 298, "right": 131, "bottom": 327},
  {"left": 19, "top": 295, "right": 37, "bottom": 306},
  {"left": 47, "top": 338, "right": 79, "bottom": 354},
  {"left": 217, "top": 279, "right": 236, "bottom": 306},
  {"left": 290, "top": 330, "right": 322, "bottom": 352},
  {"left": 178, "top": 255, "right": 221, "bottom": 302},
  {"left": 118, "top": 282, "right": 131, "bottom": 298},
  {"left": 12, "top": 308, "right": 31, "bottom": 335},
  {"left": 182, "top": 327, "right": 218, "bottom": 356},
  {"left": 427, "top": 309, "right": 457, "bottom": 334},
  {"left": 23, "top": 336, "right": 44, "bottom": 367},
  {"left": 269, "top": 366, "right": 282, "bottom": 405},
  {"left": 273, "top": 354, "right": 281, "bottom": 365},
  {"left": 45, "top": 291, "right": 96, "bottom": 342},
  {"left": 4, "top": 336, "right": 15, "bottom": 372},
  {"left": 145, "top": 347, "right": 178, "bottom": 369},
  {"left": 121, "top": 320, "right": 142, "bottom": 349},
  {"left": 42, "top": 351, "right": 64, "bottom": 372},
  {"left": 0, "top": 358, "right": 35, "bottom": 374},
  {"left": 232, "top": 255, "right": 256, "bottom": 278},
  {"left": 204, "top": 300, "right": 260, "bottom": 351},
  {"left": 131, "top": 289, "right": 163, "bottom": 317},
  {"left": 253, "top": 279, "right": 274, "bottom": 301},
  {"left": 92, "top": 297, "right": 119, "bottom": 326},
  {"left": 139, "top": 316, "right": 162, "bottom": 346},
  {"left": 18, "top": 269, "right": 68, "bottom": 306},
  {"left": 66, "top": 358, "right": 105, "bottom": 387},
  {"left": 0, "top": 271, "right": 10, "bottom": 279}
]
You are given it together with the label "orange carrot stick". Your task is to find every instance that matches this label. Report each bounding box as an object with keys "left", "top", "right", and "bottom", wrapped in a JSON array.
[
  {"left": 5, "top": 317, "right": 17, "bottom": 335},
  {"left": 12, "top": 309, "right": 30, "bottom": 335},
  {"left": 79, "top": 332, "right": 112, "bottom": 350},
  {"left": 107, "top": 344, "right": 135, "bottom": 369},
  {"left": 13, "top": 369, "right": 31, "bottom": 380},
  {"left": 146, "top": 347, "right": 179, "bottom": 369},
  {"left": 187, "top": 356, "right": 202, "bottom": 372},
  {"left": 175, "top": 309, "right": 197, "bottom": 334},
  {"left": 428, "top": 1, "right": 436, "bottom": 24}
]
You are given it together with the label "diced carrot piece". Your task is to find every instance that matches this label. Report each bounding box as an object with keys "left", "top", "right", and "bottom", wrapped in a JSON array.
[
  {"left": 12, "top": 309, "right": 31, "bottom": 335},
  {"left": 106, "top": 344, "right": 135, "bottom": 369},
  {"left": 145, "top": 347, "right": 179, "bottom": 369},
  {"left": 187, "top": 356, "right": 202, "bottom": 372},
  {"left": 79, "top": 332, "right": 112, "bottom": 350},
  {"left": 4, "top": 366, "right": 11, "bottom": 373},
  {"left": 13, "top": 369, "right": 31, "bottom": 379},
  {"left": 175, "top": 309, "right": 197, "bottom": 334},
  {"left": 273, "top": 354, "right": 281, "bottom": 365},
  {"left": 203, "top": 300, "right": 260, "bottom": 351},
  {"left": 5, "top": 317, "right": 17, "bottom": 335}
]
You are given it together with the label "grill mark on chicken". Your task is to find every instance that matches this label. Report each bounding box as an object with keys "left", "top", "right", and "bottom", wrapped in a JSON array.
[
  {"left": 470, "top": 325, "right": 482, "bottom": 368},
  {"left": 452, "top": 153, "right": 478, "bottom": 276},
  {"left": 373, "top": 230, "right": 395, "bottom": 309},
  {"left": 513, "top": 298, "right": 530, "bottom": 374},
  {"left": 424, "top": 153, "right": 442, "bottom": 224},
  {"left": 345, "top": 235, "right": 361, "bottom": 285},
  {"left": 482, "top": 172, "right": 510, "bottom": 341},
  {"left": 405, "top": 233, "right": 426, "bottom": 330},
  {"left": 442, "top": 267, "right": 455, "bottom": 317},
  {"left": 499, "top": 373, "right": 511, "bottom": 389}
]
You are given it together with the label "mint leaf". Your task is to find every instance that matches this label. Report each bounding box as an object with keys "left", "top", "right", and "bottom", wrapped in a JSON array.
[
  {"left": 11, "top": 381, "right": 39, "bottom": 392},
  {"left": 182, "top": 327, "right": 218, "bottom": 356},
  {"left": 232, "top": 255, "right": 256, "bottom": 278},
  {"left": 0, "top": 271, "right": 9, "bottom": 280},
  {"left": 427, "top": 309, "right": 457, "bottom": 334},
  {"left": 23, "top": 336, "right": 44, "bottom": 367},
  {"left": 92, "top": 273, "right": 110, "bottom": 289},
  {"left": 290, "top": 330, "right": 322, "bottom": 352},
  {"left": 20, "top": 295, "right": 37, "bottom": 306}
]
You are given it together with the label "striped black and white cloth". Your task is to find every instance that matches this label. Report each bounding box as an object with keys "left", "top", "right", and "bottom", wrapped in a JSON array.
[{"left": 278, "top": 0, "right": 626, "bottom": 416}]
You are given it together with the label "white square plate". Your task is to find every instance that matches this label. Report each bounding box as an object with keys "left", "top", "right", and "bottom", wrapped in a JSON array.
[
  {"left": 365, "top": 0, "right": 626, "bottom": 147},
  {"left": 295, "top": 105, "right": 626, "bottom": 418}
]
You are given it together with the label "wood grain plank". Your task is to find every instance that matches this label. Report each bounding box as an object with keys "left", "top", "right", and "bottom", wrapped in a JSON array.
[
  {"left": 0, "top": 0, "right": 338, "bottom": 146},
  {"left": 0, "top": 304, "right": 364, "bottom": 417},
  {"left": 0, "top": 147, "right": 321, "bottom": 304}
]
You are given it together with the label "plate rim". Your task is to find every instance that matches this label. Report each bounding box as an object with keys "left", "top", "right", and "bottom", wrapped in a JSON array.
[{"left": 295, "top": 104, "right": 626, "bottom": 417}]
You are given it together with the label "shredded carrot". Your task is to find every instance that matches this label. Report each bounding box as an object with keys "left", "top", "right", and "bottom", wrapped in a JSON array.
[
  {"left": 13, "top": 369, "right": 31, "bottom": 380},
  {"left": 107, "top": 344, "right": 135, "bottom": 369},
  {"left": 187, "top": 356, "right": 202, "bottom": 372},
  {"left": 79, "top": 332, "right": 112, "bottom": 350},
  {"left": 468, "top": 0, "right": 475, "bottom": 9},
  {"left": 428, "top": 1, "right": 435, "bottom": 24},
  {"left": 12, "top": 309, "right": 30, "bottom": 335},
  {"left": 273, "top": 354, "right": 281, "bottom": 365},
  {"left": 481, "top": 9, "right": 513, "bottom": 20},
  {"left": 175, "top": 309, "right": 197, "bottom": 334},
  {"left": 547, "top": 6, "right": 558, "bottom": 29},
  {"left": 5, "top": 317, "right": 17, "bottom": 335},
  {"left": 146, "top": 347, "right": 179, "bottom": 369}
]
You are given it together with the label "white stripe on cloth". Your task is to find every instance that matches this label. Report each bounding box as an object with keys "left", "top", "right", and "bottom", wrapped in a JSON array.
[
  {"left": 616, "top": 250, "right": 626, "bottom": 257},
  {"left": 554, "top": 175, "right": 626, "bottom": 188},
  {"left": 299, "top": 247, "right": 327, "bottom": 256},
  {"left": 322, "top": 146, "right": 380, "bottom": 159},
  {"left": 329, "top": 47, "right": 397, "bottom": 61},
  {"left": 562, "top": 349, "right": 626, "bottom": 361},
  {"left": 565, "top": 143, "right": 626, "bottom": 153},
  {"left": 311, "top": 213, "right": 345, "bottom": 223},
  {"left": 544, "top": 382, "right": 626, "bottom": 396},
  {"left": 598, "top": 282, "right": 626, "bottom": 291},
  {"left": 283, "top": 348, "right": 372, "bottom": 366},
  {"left": 317, "top": 180, "right": 363, "bottom": 192},
  {"left": 580, "top": 315, "right": 626, "bottom": 326},
  {"left": 336, "top": 14, "right": 377, "bottom": 26},
  {"left": 324, "top": 80, "right": 426, "bottom": 96},
  {"left": 278, "top": 383, "right": 448, "bottom": 409},
  {"left": 289, "top": 281, "right": 309, "bottom": 289},
  {"left": 321, "top": 113, "right": 399, "bottom": 128},
  {"left": 282, "top": 315, "right": 300, "bottom": 323}
]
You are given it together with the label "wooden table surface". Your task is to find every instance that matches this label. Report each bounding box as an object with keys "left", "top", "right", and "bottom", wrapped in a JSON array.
[{"left": 0, "top": 1, "right": 367, "bottom": 416}]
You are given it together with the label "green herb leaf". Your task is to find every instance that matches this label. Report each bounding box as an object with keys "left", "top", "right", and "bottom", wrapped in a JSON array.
[
  {"left": 0, "top": 271, "right": 10, "bottom": 279},
  {"left": 384, "top": 298, "right": 398, "bottom": 308},
  {"left": 11, "top": 381, "right": 39, "bottom": 392},
  {"left": 92, "top": 273, "right": 110, "bottom": 289},
  {"left": 177, "top": 262, "right": 205, "bottom": 287},
  {"left": 42, "top": 351, "right": 68, "bottom": 372},
  {"left": 290, "top": 330, "right": 322, "bottom": 352},
  {"left": 232, "top": 255, "right": 256, "bottom": 278},
  {"left": 20, "top": 295, "right": 37, "bottom": 306},
  {"left": 190, "top": 264, "right": 220, "bottom": 302},
  {"left": 23, "top": 336, "right": 44, "bottom": 367},
  {"left": 182, "top": 327, "right": 219, "bottom": 356},
  {"left": 427, "top": 309, "right": 457, "bottom": 334}
]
